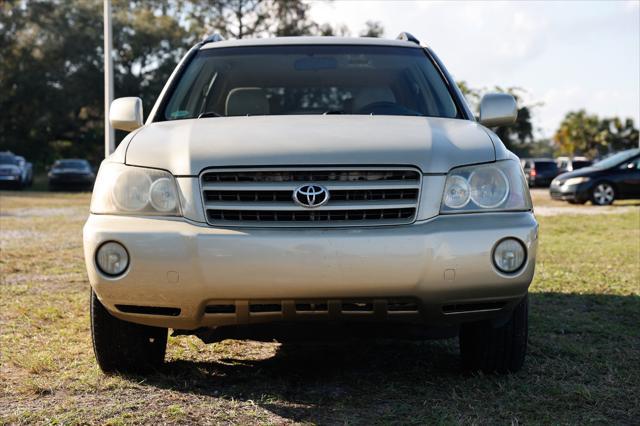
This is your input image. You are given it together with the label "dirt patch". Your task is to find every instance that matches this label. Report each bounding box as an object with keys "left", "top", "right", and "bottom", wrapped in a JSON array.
[
  {"left": 0, "top": 207, "right": 87, "bottom": 219},
  {"left": 535, "top": 205, "right": 639, "bottom": 216}
]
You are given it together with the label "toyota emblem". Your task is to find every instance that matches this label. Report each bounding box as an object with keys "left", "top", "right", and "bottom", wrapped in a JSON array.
[{"left": 292, "top": 185, "right": 330, "bottom": 208}]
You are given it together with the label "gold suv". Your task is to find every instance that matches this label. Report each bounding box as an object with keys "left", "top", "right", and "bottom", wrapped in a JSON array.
[{"left": 85, "top": 33, "right": 537, "bottom": 374}]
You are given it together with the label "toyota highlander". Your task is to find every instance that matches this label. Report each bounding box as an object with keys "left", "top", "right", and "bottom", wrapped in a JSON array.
[{"left": 84, "top": 33, "right": 537, "bottom": 374}]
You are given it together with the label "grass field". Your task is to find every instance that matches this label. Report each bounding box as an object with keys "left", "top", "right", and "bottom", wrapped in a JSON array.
[{"left": 1, "top": 190, "right": 639, "bottom": 424}]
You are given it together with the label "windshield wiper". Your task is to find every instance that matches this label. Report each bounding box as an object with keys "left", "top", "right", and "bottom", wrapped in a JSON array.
[
  {"left": 322, "top": 109, "right": 344, "bottom": 115},
  {"left": 198, "top": 111, "right": 223, "bottom": 118}
]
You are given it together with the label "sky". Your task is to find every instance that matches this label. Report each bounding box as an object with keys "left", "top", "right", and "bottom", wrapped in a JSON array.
[{"left": 307, "top": 0, "right": 640, "bottom": 139}]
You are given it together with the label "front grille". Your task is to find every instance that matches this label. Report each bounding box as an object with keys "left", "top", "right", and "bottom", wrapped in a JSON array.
[{"left": 200, "top": 167, "right": 421, "bottom": 227}]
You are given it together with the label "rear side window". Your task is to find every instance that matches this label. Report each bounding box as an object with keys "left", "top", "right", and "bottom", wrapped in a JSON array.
[
  {"left": 534, "top": 162, "right": 557, "bottom": 171},
  {"left": 163, "top": 45, "right": 459, "bottom": 119}
]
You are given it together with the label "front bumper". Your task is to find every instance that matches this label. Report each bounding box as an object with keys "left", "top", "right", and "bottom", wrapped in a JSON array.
[
  {"left": 49, "top": 175, "right": 94, "bottom": 186},
  {"left": 550, "top": 182, "right": 590, "bottom": 202},
  {"left": 84, "top": 212, "right": 538, "bottom": 330}
]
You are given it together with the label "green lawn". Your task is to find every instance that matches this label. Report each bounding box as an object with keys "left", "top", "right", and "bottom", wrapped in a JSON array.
[{"left": 1, "top": 191, "right": 638, "bottom": 424}]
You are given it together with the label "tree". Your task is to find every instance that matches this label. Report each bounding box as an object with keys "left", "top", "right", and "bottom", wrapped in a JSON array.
[
  {"left": 360, "top": 20, "right": 384, "bottom": 38},
  {"left": 554, "top": 110, "right": 639, "bottom": 158},
  {"left": 0, "top": 0, "right": 342, "bottom": 168},
  {"left": 184, "top": 0, "right": 341, "bottom": 39}
]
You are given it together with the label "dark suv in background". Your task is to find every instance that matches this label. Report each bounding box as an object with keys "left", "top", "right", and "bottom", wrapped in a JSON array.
[{"left": 521, "top": 158, "right": 559, "bottom": 187}]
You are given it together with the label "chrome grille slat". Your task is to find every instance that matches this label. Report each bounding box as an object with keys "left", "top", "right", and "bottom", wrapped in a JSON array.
[
  {"left": 204, "top": 189, "right": 419, "bottom": 203},
  {"left": 202, "top": 170, "right": 420, "bottom": 183},
  {"left": 200, "top": 167, "right": 421, "bottom": 227},
  {"left": 204, "top": 200, "right": 417, "bottom": 211},
  {"left": 202, "top": 181, "right": 421, "bottom": 191}
]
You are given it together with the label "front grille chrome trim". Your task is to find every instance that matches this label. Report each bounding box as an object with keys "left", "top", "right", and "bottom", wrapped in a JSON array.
[{"left": 200, "top": 167, "right": 422, "bottom": 228}]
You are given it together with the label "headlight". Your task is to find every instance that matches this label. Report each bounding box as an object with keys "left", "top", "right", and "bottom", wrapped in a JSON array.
[
  {"left": 90, "top": 162, "right": 181, "bottom": 215},
  {"left": 440, "top": 160, "right": 531, "bottom": 213},
  {"left": 563, "top": 176, "right": 590, "bottom": 186}
]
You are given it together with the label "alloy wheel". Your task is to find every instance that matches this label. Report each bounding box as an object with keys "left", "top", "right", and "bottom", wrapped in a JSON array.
[{"left": 592, "top": 183, "right": 615, "bottom": 205}]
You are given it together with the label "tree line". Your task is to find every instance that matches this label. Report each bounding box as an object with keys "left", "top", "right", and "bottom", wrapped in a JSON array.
[
  {"left": 1, "top": 0, "right": 385, "bottom": 168},
  {"left": 1, "top": 0, "right": 637, "bottom": 170}
]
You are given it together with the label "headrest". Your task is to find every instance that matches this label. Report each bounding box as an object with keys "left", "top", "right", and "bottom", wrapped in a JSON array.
[{"left": 225, "top": 88, "right": 269, "bottom": 116}]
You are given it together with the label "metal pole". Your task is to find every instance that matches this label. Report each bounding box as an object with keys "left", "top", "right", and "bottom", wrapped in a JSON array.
[{"left": 103, "top": 0, "right": 115, "bottom": 157}]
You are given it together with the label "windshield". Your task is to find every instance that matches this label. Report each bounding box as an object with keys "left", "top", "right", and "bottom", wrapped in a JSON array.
[
  {"left": 0, "top": 154, "right": 18, "bottom": 166},
  {"left": 163, "top": 45, "right": 459, "bottom": 120},
  {"left": 54, "top": 160, "right": 89, "bottom": 170},
  {"left": 592, "top": 149, "right": 640, "bottom": 169}
]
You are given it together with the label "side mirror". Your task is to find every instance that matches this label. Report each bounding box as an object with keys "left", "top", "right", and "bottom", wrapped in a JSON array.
[
  {"left": 110, "top": 97, "right": 143, "bottom": 132},
  {"left": 479, "top": 93, "right": 518, "bottom": 127}
]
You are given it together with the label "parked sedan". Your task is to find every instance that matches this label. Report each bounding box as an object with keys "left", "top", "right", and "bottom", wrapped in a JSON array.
[
  {"left": 521, "top": 158, "right": 560, "bottom": 187},
  {"left": 0, "top": 152, "right": 23, "bottom": 189},
  {"left": 48, "top": 159, "right": 95, "bottom": 190},
  {"left": 550, "top": 148, "right": 640, "bottom": 205}
]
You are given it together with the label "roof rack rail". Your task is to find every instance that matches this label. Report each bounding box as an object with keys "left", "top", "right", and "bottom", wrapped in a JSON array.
[
  {"left": 396, "top": 32, "right": 420, "bottom": 45},
  {"left": 201, "top": 33, "right": 225, "bottom": 44}
]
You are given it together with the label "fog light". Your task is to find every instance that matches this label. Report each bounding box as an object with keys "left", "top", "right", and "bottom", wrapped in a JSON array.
[
  {"left": 96, "top": 241, "right": 129, "bottom": 276},
  {"left": 493, "top": 238, "right": 526, "bottom": 273}
]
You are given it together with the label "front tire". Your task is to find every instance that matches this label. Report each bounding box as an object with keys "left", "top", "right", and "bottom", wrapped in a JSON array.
[
  {"left": 90, "top": 290, "right": 167, "bottom": 374},
  {"left": 591, "top": 182, "right": 615, "bottom": 205},
  {"left": 459, "top": 295, "right": 528, "bottom": 374}
]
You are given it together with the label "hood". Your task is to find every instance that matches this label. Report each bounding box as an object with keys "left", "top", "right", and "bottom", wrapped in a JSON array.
[
  {"left": 0, "top": 165, "right": 19, "bottom": 172},
  {"left": 554, "top": 166, "right": 600, "bottom": 181},
  {"left": 125, "top": 115, "right": 496, "bottom": 175}
]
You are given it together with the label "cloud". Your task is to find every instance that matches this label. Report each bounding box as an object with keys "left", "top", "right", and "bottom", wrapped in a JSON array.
[{"left": 307, "top": 0, "right": 639, "bottom": 138}]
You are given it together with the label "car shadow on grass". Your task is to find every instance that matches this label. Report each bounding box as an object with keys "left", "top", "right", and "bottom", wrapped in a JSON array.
[
  {"left": 130, "top": 292, "right": 640, "bottom": 423},
  {"left": 152, "top": 338, "right": 461, "bottom": 422}
]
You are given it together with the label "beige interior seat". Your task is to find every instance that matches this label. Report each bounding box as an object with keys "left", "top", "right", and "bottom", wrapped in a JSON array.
[{"left": 225, "top": 88, "right": 270, "bottom": 116}]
